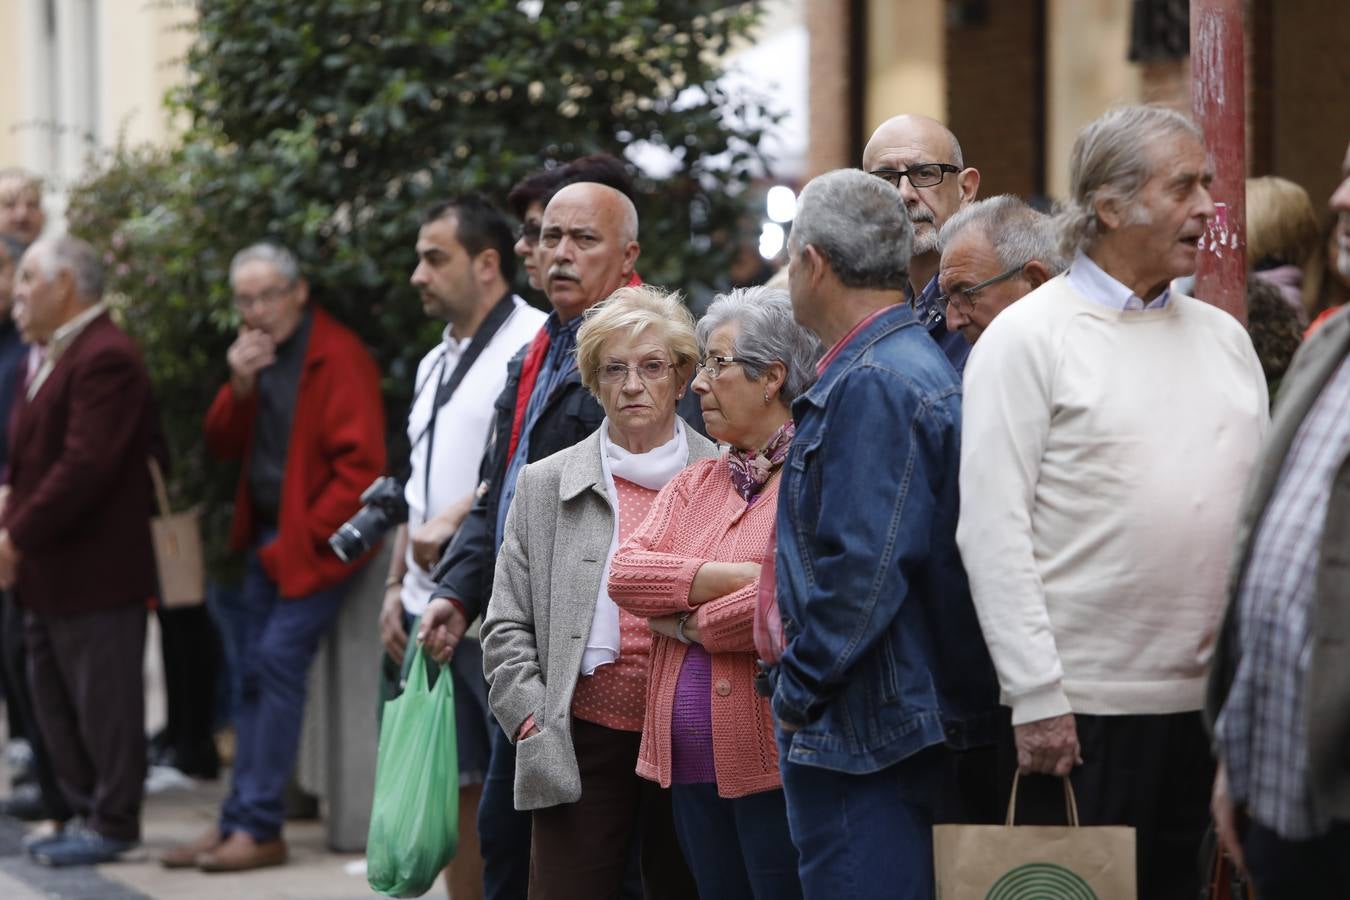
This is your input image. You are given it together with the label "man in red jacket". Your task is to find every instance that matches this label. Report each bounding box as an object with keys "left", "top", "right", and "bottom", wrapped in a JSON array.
[
  {"left": 162, "top": 243, "right": 385, "bottom": 873},
  {"left": 0, "top": 237, "right": 160, "bottom": 867}
]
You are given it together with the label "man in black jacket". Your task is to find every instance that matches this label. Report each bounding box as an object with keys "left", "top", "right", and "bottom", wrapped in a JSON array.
[{"left": 420, "top": 181, "right": 654, "bottom": 900}]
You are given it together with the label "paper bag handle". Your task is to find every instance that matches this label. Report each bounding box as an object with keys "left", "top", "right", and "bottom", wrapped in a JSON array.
[
  {"left": 147, "top": 457, "right": 172, "bottom": 517},
  {"left": 1005, "top": 772, "right": 1080, "bottom": 827}
]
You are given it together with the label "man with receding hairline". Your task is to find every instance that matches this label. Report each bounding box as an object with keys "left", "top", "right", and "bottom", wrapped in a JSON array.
[
  {"left": 420, "top": 181, "right": 654, "bottom": 900},
  {"left": 863, "top": 114, "right": 980, "bottom": 373}
]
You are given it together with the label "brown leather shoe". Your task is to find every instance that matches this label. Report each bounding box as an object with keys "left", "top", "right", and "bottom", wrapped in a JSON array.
[
  {"left": 160, "top": 828, "right": 223, "bottom": 869},
  {"left": 196, "top": 830, "right": 287, "bottom": 873}
]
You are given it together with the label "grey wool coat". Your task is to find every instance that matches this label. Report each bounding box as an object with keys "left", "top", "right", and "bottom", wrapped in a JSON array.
[
  {"left": 1205, "top": 306, "right": 1350, "bottom": 821},
  {"left": 480, "top": 423, "right": 717, "bottom": 811}
]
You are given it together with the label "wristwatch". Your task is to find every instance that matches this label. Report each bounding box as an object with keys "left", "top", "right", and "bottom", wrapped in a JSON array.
[{"left": 675, "top": 612, "right": 693, "bottom": 645}]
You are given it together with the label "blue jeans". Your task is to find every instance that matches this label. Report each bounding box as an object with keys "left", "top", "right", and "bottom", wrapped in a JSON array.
[
  {"left": 778, "top": 732, "right": 945, "bottom": 900},
  {"left": 671, "top": 782, "right": 803, "bottom": 900},
  {"left": 479, "top": 724, "right": 531, "bottom": 900},
  {"left": 219, "top": 533, "right": 348, "bottom": 841}
]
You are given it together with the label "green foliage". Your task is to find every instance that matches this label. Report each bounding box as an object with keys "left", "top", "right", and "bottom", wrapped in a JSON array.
[{"left": 65, "top": 0, "right": 776, "bottom": 579}]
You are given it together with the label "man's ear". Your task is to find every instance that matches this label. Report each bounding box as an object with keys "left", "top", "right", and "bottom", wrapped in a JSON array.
[
  {"left": 1094, "top": 193, "right": 1124, "bottom": 232},
  {"left": 957, "top": 167, "right": 980, "bottom": 205},
  {"left": 802, "top": 244, "right": 828, "bottom": 289},
  {"left": 474, "top": 248, "right": 501, "bottom": 284},
  {"left": 1023, "top": 259, "right": 1052, "bottom": 289},
  {"left": 621, "top": 240, "right": 640, "bottom": 277}
]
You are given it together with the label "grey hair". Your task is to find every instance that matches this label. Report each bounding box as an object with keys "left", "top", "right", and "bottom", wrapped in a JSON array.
[
  {"left": 229, "top": 242, "right": 301, "bottom": 287},
  {"left": 0, "top": 168, "right": 42, "bottom": 195},
  {"left": 29, "top": 237, "right": 104, "bottom": 301},
  {"left": 696, "top": 286, "right": 822, "bottom": 403},
  {"left": 940, "top": 195, "right": 1068, "bottom": 275},
  {"left": 789, "top": 169, "right": 912, "bottom": 291},
  {"left": 1057, "top": 105, "right": 1203, "bottom": 258}
]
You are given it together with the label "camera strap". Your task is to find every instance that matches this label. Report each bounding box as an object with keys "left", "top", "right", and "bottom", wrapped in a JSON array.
[{"left": 413, "top": 291, "right": 520, "bottom": 516}]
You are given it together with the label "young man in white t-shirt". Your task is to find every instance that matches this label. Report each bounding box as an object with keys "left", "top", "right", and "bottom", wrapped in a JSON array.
[{"left": 379, "top": 194, "right": 544, "bottom": 899}]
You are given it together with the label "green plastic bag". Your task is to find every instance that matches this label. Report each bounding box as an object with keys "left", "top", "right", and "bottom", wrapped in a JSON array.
[{"left": 367, "top": 642, "right": 459, "bottom": 898}]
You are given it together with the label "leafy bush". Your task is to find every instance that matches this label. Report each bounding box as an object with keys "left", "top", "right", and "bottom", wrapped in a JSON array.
[{"left": 66, "top": 0, "right": 776, "bottom": 578}]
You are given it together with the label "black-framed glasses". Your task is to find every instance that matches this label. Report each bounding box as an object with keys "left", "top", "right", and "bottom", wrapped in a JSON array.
[
  {"left": 938, "top": 266, "right": 1023, "bottom": 314},
  {"left": 596, "top": 360, "right": 676, "bottom": 384},
  {"left": 696, "top": 355, "right": 755, "bottom": 380},
  {"left": 515, "top": 221, "right": 542, "bottom": 245},
  {"left": 868, "top": 163, "right": 960, "bottom": 190}
]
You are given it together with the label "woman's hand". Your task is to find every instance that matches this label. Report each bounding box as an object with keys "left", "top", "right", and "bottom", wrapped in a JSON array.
[
  {"left": 418, "top": 597, "right": 469, "bottom": 663},
  {"left": 689, "top": 561, "right": 761, "bottom": 605},
  {"left": 650, "top": 613, "right": 700, "bottom": 644}
]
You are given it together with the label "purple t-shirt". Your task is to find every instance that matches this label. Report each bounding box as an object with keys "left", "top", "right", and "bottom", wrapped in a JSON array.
[{"left": 670, "top": 644, "right": 716, "bottom": 784}]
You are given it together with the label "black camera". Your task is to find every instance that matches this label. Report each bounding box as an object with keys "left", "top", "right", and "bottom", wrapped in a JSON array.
[{"left": 328, "top": 476, "right": 409, "bottom": 563}]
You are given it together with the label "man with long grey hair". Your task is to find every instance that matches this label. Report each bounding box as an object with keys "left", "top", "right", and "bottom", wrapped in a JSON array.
[
  {"left": 772, "top": 168, "right": 999, "bottom": 899},
  {"left": 957, "top": 106, "right": 1268, "bottom": 898},
  {"left": 937, "top": 195, "right": 1065, "bottom": 344}
]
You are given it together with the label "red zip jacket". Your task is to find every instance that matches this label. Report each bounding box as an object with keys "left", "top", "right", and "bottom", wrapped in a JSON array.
[{"left": 204, "top": 306, "right": 385, "bottom": 597}]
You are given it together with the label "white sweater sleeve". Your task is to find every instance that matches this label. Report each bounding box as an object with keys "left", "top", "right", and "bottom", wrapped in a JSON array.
[{"left": 957, "top": 312, "right": 1070, "bottom": 725}]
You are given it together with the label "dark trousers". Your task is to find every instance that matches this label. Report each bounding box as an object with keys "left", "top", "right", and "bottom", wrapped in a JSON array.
[
  {"left": 1243, "top": 820, "right": 1350, "bottom": 900},
  {"left": 218, "top": 536, "right": 347, "bottom": 841},
  {"left": 1011, "top": 711, "right": 1213, "bottom": 900},
  {"left": 155, "top": 604, "right": 222, "bottom": 775},
  {"left": 2, "top": 591, "right": 70, "bottom": 819},
  {"left": 528, "top": 718, "right": 695, "bottom": 900},
  {"left": 671, "top": 782, "right": 802, "bottom": 900},
  {"left": 24, "top": 605, "right": 146, "bottom": 841},
  {"left": 778, "top": 737, "right": 945, "bottom": 900},
  {"left": 480, "top": 724, "right": 532, "bottom": 900}
]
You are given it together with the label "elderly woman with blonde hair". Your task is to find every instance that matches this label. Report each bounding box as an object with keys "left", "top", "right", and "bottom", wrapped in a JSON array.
[
  {"left": 469, "top": 284, "right": 712, "bottom": 900},
  {"left": 609, "top": 286, "right": 820, "bottom": 900}
]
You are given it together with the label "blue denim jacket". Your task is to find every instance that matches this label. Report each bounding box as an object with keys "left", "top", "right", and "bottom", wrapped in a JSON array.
[{"left": 772, "top": 304, "right": 1000, "bottom": 775}]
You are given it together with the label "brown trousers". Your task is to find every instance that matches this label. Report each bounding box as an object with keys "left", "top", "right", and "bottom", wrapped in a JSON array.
[
  {"left": 529, "top": 717, "right": 695, "bottom": 900},
  {"left": 25, "top": 605, "right": 146, "bottom": 842}
]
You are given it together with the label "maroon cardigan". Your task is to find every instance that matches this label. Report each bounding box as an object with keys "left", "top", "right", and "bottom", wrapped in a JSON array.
[
  {"left": 204, "top": 306, "right": 385, "bottom": 598},
  {"left": 3, "top": 313, "right": 161, "bottom": 615}
]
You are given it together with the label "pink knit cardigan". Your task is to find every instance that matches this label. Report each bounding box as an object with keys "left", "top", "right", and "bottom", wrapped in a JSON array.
[{"left": 608, "top": 455, "right": 782, "bottom": 799}]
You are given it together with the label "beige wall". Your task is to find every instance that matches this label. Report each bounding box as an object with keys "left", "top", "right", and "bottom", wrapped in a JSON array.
[
  {"left": 0, "top": 2, "right": 23, "bottom": 166},
  {"left": 98, "top": 0, "right": 194, "bottom": 149},
  {"left": 1044, "top": 0, "right": 1143, "bottom": 198},
  {"left": 863, "top": 0, "right": 944, "bottom": 139}
]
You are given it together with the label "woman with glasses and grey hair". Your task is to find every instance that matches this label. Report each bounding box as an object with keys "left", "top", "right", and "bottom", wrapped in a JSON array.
[
  {"left": 474, "top": 284, "right": 710, "bottom": 900},
  {"left": 609, "top": 285, "right": 820, "bottom": 900}
]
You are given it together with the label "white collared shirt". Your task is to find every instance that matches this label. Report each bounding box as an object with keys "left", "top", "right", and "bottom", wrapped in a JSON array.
[
  {"left": 1065, "top": 251, "right": 1171, "bottom": 312},
  {"left": 27, "top": 301, "right": 107, "bottom": 400},
  {"left": 399, "top": 295, "right": 546, "bottom": 615}
]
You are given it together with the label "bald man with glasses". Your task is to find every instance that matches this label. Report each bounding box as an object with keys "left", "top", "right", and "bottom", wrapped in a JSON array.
[{"left": 862, "top": 114, "right": 980, "bottom": 373}]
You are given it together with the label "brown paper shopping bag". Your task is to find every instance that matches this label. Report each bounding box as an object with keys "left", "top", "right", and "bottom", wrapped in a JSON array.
[
  {"left": 148, "top": 458, "right": 206, "bottom": 608},
  {"left": 933, "top": 774, "right": 1136, "bottom": 900}
]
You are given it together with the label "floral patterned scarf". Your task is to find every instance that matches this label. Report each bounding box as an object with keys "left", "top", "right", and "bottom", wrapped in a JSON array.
[{"left": 727, "top": 420, "right": 795, "bottom": 503}]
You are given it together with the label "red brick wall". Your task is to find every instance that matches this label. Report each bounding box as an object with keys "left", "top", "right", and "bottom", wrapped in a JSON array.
[{"left": 944, "top": 0, "right": 1045, "bottom": 200}]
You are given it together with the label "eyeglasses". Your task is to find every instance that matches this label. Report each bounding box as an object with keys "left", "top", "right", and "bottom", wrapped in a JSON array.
[
  {"left": 515, "top": 221, "right": 542, "bottom": 246},
  {"left": 596, "top": 360, "right": 676, "bottom": 384},
  {"left": 868, "top": 163, "right": 960, "bottom": 190},
  {"left": 696, "top": 355, "right": 756, "bottom": 380},
  {"left": 233, "top": 284, "right": 294, "bottom": 310},
  {"left": 938, "top": 266, "right": 1023, "bottom": 314}
]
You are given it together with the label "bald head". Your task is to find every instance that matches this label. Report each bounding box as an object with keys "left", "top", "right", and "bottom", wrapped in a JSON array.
[
  {"left": 861, "top": 114, "right": 980, "bottom": 286},
  {"left": 540, "top": 182, "right": 642, "bottom": 321}
]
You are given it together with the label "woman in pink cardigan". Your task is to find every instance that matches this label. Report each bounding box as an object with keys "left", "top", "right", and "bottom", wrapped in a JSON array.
[{"left": 609, "top": 286, "right": 820, "bottom": 900}]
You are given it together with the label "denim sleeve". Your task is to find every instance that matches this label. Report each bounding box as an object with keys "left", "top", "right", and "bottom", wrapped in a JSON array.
[{"left": 773, "top": 368, "right": 947, "bottom": 727}]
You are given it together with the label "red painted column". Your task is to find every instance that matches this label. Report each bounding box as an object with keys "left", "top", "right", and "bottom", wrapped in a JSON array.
[{"left": 1191, "top": 0, "right": 1247, "bottom": 323}]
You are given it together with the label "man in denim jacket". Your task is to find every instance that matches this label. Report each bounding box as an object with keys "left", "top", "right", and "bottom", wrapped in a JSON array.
[{"left": 772, "top": 169, "right": 999, "bottom": 898}]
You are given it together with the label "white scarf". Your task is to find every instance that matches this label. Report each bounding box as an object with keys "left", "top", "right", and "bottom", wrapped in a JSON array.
[{"left": 582, "top": 418, "right": 689, "bottom": 676}]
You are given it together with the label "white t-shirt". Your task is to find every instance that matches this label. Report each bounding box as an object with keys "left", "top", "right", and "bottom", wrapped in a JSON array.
[
  {"left": 957, "top": 271, "right": 1268, "bottom": 724},
  {"left": 400, "top": 296, "right": 546, "bottom": 616}
]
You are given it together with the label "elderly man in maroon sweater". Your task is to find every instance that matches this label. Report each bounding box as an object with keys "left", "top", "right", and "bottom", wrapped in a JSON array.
[{"left": 0, "top": 237, "right": 162, "bottom": 867}]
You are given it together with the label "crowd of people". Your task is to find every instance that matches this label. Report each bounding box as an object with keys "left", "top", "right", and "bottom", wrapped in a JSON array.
[{"left": 0, "top": 103, "right": 1346, "bottom": 900}]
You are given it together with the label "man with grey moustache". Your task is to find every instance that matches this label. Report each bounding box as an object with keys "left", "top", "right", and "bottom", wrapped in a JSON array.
[{"left": 862, "top": 114, "right": 980, "bottom": 373}]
